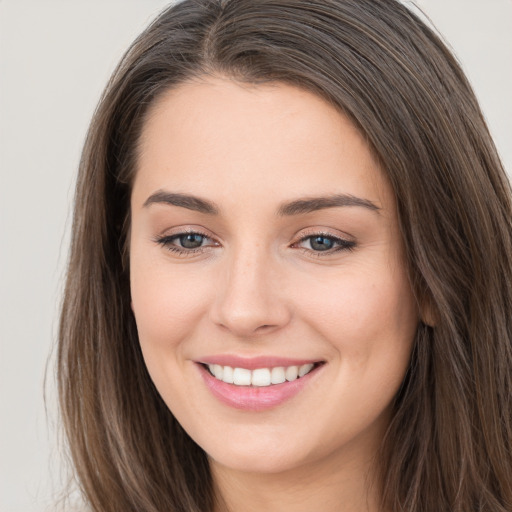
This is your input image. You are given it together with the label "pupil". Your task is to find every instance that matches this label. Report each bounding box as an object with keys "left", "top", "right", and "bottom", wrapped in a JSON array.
[
  {"left": 311, "top": 236, "right": 333, "bottom": 251},
  {"left": 180, "top": 234, "right": 204, "bottom": 249}
]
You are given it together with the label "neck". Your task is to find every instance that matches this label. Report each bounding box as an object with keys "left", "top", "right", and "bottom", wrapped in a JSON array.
[{"left": 210, "top": 445, "right": 385, "bottom": 512}]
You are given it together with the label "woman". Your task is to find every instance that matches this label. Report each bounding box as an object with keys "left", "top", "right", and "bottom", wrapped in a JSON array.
[{"left": 58, "top": 0, "right": 512, "bottom": 510}]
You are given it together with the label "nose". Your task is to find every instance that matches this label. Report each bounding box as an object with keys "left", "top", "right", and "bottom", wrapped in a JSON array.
[{"left": 209, "top": 246, "right": 292, "bottom": 338}]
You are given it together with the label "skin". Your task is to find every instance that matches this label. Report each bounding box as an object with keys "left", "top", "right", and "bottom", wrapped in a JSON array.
[{"left": 130, "top": 76, "right": 420, "bottom": 512}]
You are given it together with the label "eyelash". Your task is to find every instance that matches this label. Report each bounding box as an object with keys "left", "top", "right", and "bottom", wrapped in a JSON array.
[
  {"left": 154, "top": 229, "right": 356, "bottom": 258},
  {"left": 154, "top": 229, "right": 216, "bottom": 257},
  {"left": 294, "top": 232, "right": 356, "bottom": 257}
]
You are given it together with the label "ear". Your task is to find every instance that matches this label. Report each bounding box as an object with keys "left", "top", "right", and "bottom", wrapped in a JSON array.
[{"left": 420, "top": 293, "right": 437, "bottom": 327}]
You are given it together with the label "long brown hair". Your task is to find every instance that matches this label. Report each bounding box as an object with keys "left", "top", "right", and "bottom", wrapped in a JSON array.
[{"left": 58, "top": 0, "right": 512, "bottom": 510}]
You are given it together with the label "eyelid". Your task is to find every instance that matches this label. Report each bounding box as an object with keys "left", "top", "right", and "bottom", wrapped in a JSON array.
[
  {"left": 290, "top": 227, "right": 356, "bottom": 255},
  {"left": 153, "top": 226, "right": 355, "bottom": 257},
  {"left": 156, "top": 225, "right": 218, "bottom": 242},
  {"left": 152, "top": 226, "right": 221, "bottom": 257},
  {"left": 292, "top": 226, "right": 355, "bottom": 244}
]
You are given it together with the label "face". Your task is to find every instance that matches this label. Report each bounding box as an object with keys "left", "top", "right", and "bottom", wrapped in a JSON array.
[{"left": 130, "top": 76, "right": 419, "bottom": 476}]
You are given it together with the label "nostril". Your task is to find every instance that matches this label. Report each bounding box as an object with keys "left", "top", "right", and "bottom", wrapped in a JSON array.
[{"left": 255, "top": 324, "right": 275, "bottom": 332}]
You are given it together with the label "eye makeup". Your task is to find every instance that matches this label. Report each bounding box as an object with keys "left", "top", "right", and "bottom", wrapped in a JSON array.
[{"left": 153, "top": 228, "right": 356, "bottom": 258}]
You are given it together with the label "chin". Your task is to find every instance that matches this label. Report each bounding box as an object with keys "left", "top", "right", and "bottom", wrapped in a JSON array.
[
  {"left": 208, "top": 447, "right": 310, "bottom": 475},
  {"left": 201, "top": 425, "right": 339, "bottom": 477}
]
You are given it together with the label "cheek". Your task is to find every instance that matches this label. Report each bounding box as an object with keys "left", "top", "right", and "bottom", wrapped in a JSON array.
[
  {"left": 296, "top": 262, "right": 418, "bottom": 365},
  {"left": 130, "top": 256, "right": 216, "bottom": 425},
  {"left": 291, "top": 265, "right": 417, "bottom": 442},
  {"left": 129, "top": 250, "right": 213, "bottom": 364}
]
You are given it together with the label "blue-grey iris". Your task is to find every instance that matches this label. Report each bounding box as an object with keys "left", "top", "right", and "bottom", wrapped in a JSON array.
[
  {"left": 311, "top": 236, "right": 334, "bottom": 251},
  {"left": 180, "top": 234, "right": 204, "bottom": 249}
]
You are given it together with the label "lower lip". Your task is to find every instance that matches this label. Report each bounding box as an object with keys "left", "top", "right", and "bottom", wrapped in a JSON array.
[{"left": 197, "top": 363, "right": 323, "bottom": 411}]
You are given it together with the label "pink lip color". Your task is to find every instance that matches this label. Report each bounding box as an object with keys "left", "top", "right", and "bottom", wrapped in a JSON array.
[{"left": 196, "top": 361, "right": 323, "bottom": 412}]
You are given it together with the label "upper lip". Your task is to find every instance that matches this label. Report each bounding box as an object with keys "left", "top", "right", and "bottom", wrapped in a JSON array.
[{"left": 197, "top": 355, "right": 324, "bottom": 370}]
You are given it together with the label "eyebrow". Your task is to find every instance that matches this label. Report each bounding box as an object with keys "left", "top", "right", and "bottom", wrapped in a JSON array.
[
  {"left": 143, "top": 191, "right": 219, "bottom": 214},
  {"left": 277, "top": 194, "right": 380, "bottom": 216},
  {"left": 143, "top": 190, "right": 380, "bottom": 216}
]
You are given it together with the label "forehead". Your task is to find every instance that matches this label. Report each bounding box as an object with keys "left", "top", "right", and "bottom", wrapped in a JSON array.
[{"left": 133, "top": 75, "right": 392, "bottom": 214}]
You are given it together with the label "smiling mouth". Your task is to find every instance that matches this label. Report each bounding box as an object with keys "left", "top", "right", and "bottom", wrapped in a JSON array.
[{"left": 202, "top": 362, "right": 324, "bottom": 387}]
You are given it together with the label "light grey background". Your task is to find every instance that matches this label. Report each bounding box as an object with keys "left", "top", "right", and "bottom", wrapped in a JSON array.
[{"left": 1, "top": 1, "right": 511, "bottom": 511}]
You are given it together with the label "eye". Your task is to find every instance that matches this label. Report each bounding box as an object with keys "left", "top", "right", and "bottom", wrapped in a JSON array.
[
  {"left": 176, "top": 233, "right": 207, "bottom": 249},
  {"left": 295, "top": 233, "right": 355, "bottom": 254},
  {"left": 154, "top": 230, "right": 218, "bottom": 256},
  {"left": 307, "top": 235, "right": 336, "bottom": 251}
]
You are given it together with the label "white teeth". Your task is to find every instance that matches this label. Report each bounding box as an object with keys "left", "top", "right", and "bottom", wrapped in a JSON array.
[
  {"left": 251, "top": 368, "right": 271, "bottom": 387},
  {"left": 213, "top": 364, "right": 223, "bottom": 380},
  {"left": 222, "top": 365, "right": 234, "bottom": 384},
  {"left": 207, "top": 363, "right": 317, "bottom": 387},
  {"left": 299, "top": 363, "right": 314, "bottom": 377},
  {"left": 271, "top": 367, "right": 286, "bottom": 384},
  {"left": 233, "top": 367, "right": 252, "bottom": 386},
  {"left": 285, "top": 365, "right": 298, "bottom": 381}
]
